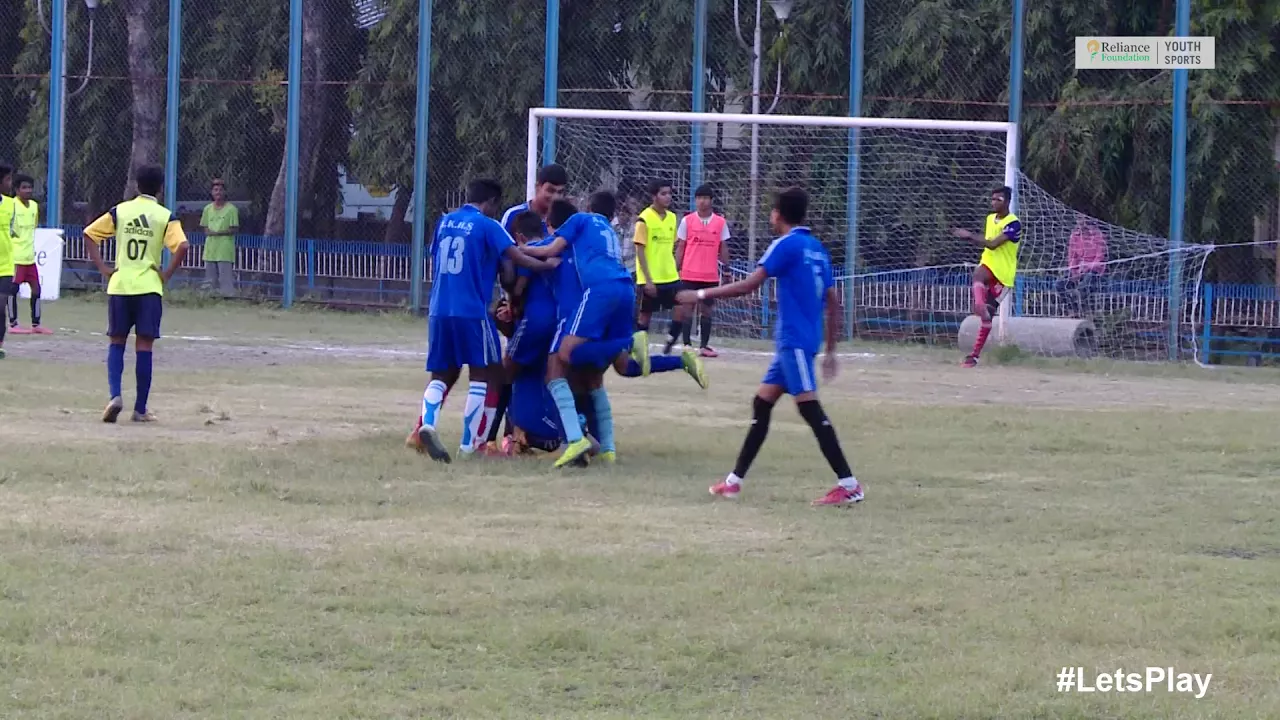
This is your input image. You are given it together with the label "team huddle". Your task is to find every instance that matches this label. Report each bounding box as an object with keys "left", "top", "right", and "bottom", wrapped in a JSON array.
[{"left": 407, "top": 164, "right": 866, "bottom": 506}]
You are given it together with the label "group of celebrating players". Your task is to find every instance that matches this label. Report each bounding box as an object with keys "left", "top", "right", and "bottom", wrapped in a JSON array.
[{"left": 406, "top": 163, "right": 868, "bottom": 506}]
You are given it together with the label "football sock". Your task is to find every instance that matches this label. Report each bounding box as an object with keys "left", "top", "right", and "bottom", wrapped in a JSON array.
[
  {"left": 972, "top": 281, "right": 991, "bottom": 322},
  {"left": 548, "top": 378, "right": 584, "bottom": 443},
  {"left": 574, "top": 392, "right": 599, "bottom": 439},
  {"left": 107, "top": 343, "right": 125, "bottom": 398},
  {"left": 31, "top": 297, "right": 40, "bottom": 327},
  {"left": 725, "top": 472, "right": 744, "bottom": 486},
  {"left": 651, "top": 355, "right": 682, "bottom": 373},
  {"left": 6, "top": 294, "right": 15, "bottom": 326},
  {"left": 134, "top": 351, "right": 153, "bottom": 414},
  {"left": 796, "top": 399, "right": 854, "bottom": 480},
  {"left": 732, "top": 395, "right": 775, "bottom": 478},
  {"left": 485, "top": 383, "right": 512, "bottom": 444},
  {"left": 525, "top": 434, "right": 561, "bottom": 453},
  {"left": 700, "top": 314, "right": 712, "bottom": 348},
  {"left": 972, "top": 321, "right": 993, "bottom": 359},
  {"left": 421, "top": 379, "right": 447, "bottom": 429},
  {"left": 460, "top": 381, "right": 487, "bottom": 451},
  {"left": 682, "top": 316, "right": 693, "bottom": 346},
  {"left": 666, "top": 319, "right": 682, "bottom": 348},
  {"left": 589, "top": 388, "right": 615, "bottom": 453},
  {"left": 479, "top": 382, "right": 502, "bottom": 443}
]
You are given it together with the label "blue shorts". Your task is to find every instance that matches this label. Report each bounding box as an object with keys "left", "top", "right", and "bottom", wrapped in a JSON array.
[
  {"left": 762, "top": 348, "right": 818, "bottom": 396},
  {"left": 107, "top": 293, "right": 163, "bottom": 339},
  {"left": 509, "top": 374, "right": 562, "bottom": 442},
  {"left": 426, "top": 316, "right": 502, "bottom": 372},
  {"left": 565, "top": 279, "right": 635, "bottom": 343},
  {"left": 506, "top": 315, "right": 557, "bottom": 368}
]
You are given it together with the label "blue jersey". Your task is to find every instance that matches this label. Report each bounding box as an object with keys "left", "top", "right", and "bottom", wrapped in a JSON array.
[
  {"left": 517, "top": 237, "right": 558, "bottom": 322},
  {"left": 758, "top": 227, "right": 833, "bottom": 353},
  {"left": 556, "top": 212, "right": 631, "bottom": 288},
  {"left": 429, "top": 205, "right": 514, "bottom": 318},
  {"left": 501, "top": 201, "right": 549, "bottom": 238},
  {"left": 553, "top": 252, "right": 584, "bottom": 320}
]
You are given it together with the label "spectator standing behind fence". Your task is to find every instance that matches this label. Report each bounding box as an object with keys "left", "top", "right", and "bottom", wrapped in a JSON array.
[
  {"left": 1058, "top": 215, "right": 1106, "bottom": 317},
  {"left": 200, "top": 178, "right": 239, "bottom": 297}
]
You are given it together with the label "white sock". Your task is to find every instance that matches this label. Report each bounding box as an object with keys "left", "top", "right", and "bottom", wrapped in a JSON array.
[
  {"left": 421, "top": 379, "right": 447, "bottom": 429},
  {"left": 460, "top": 381, "right": 487, "bottom": 452},
  {"left": 838, "top": 476, "right": 858, "bottom": 490},
  {"left": 726, "top": 472, "right": 743, "bottom": 486}
]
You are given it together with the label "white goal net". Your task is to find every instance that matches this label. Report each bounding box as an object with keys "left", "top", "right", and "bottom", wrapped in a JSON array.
[{"left": 529, "top": 108, "right": 1214, "bottom": 363}]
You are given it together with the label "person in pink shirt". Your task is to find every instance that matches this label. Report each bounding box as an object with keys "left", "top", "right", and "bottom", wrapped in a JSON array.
[
  {"left": 1059, "top": 214, "right": 1107, "bottom": 317},
  {"left": 675, "top": 185, "right": 732, "bottom": 357}
]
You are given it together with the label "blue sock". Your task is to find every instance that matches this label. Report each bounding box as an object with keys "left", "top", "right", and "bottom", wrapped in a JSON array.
[
  {"left": 621, "top": 358, "right": 643, "bottom": 377},
  {"left": 651, "top": 354, "right": 683, "bottom": 373},
  {"left": 107, "top": 343, "right": 125, "bottom": 399},
  {"left": 590, "top": 388, "right": 615, "bottom": 453},
  {"left": 134, "top": 351, "right": 153, "bottom": 414},
  {"left": 548, "top": 378, "right": 584, "bottom": 443}
]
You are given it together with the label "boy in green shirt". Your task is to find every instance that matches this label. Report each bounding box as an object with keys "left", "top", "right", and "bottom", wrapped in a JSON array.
[
  {"left": 8, "top": 175, "right": 47, "bottom": 334},
  {"left": 0, "top": 163, "right": 14, "bottom": 357},
  {"left": 199, "top": 178, "right": 239, "bottom": 296}
]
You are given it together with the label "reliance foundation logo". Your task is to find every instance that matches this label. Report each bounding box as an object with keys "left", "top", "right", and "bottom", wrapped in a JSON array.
[
  {"left": 1076, "top": 36, "right": 1214, "bottom": 70},
  {"left": 1087, "top": 38, "right": 1153, "bottom": 65}
]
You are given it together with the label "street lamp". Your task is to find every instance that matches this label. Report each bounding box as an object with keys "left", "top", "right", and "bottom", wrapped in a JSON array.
[{"left": 735, "top": 0, "right": 791, "bottom": 261}]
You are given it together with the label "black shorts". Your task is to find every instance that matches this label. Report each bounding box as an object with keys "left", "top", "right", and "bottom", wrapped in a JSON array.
[
  {"left": 639, "top": 281, "right": 682, "bottom": 313},
  {"left": 108, "top": 293, "right": 163, "bottom": 339},
  {"left": 0, "top": 276, "right": 12, "bottom": 298},
  {"left": 680, "top": 279, "right": 719, "bottom": 307}
]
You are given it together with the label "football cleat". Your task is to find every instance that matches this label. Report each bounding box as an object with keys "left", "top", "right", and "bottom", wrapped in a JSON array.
[
  {"left": 682, "top": 348, "right": 709, "bottom": 389},
  {"left": 961, "top": 355, "right": 979, "bottom": 368},
  {"left": 812, "top": 483, "right": 865, "bottom": 506},
  {"left": 699, "top": 346, "right": 719, "bottom": 358},
  {"left": 554, "top": 437, "right": 595, "bottom": 468},
  {"left": 102, "top": 396, "right": 124, "bottom": 424},
  {"left": 708, "top": 481, "right": 741, "bottom": 499},
  {"left": 415, "top": 425, "right": 452, "bottom": 463},
  {"left": 631, "top": 330, "right": 651, "bottom": 377}
]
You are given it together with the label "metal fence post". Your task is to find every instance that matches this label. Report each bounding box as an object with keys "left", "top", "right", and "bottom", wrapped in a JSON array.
[{"left": 410, "top": 0, "right": 434, "bottom": 313}]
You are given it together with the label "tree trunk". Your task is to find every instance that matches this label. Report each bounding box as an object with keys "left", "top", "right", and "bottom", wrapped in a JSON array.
[
  {"left": 265, "top": 0, "right": 326, "bottom": 236},
  {"left": 383, "top": 187, "right": 411, "bottom": 243},
  {"left": 123, "top": 0, "right": 164, "bottom": 199}
]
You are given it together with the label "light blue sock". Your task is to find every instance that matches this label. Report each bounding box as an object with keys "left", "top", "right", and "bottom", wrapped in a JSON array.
[
  {"left": 651, "top": 355, "right": 683, "bottom": 373},
  {"left": 548, "top": 378, "right": 584, "bottom": 443},
  {"left": 590, "top": 388, "right": 615, "bottom": 453}
]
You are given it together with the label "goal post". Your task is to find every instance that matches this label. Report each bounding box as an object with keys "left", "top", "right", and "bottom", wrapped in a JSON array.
[{"left": 524, "top": 107, "right": 1213, "bottom": 363}]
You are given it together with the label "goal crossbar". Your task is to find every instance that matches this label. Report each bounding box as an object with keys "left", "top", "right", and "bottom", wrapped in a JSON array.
[{"left": 525, "top": 107, "right": 1018, "bottom": 198}]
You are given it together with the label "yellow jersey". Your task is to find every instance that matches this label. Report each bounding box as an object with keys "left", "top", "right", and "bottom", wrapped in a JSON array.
[
  {"left": 634, "top": 206, "right": 679, "bottom": 285},
  {"left": 10, "top": 199, "right": 38, "bottom": 265},
  {"left": 84, "top": 194, "right": 188, "bottom": 296},
  {"left": 0, "top": 196, "right": 14, "bottom": 277},
  {"left": 980, "top": 212, "right": 1020, "bottom": 287}
]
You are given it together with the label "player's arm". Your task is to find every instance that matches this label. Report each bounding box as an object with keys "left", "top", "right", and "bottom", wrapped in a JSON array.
[
  {"left": 161, "top": 214, "right": 190, "bottom": 283},
  {"left": 83, "top": 209, "right": 118, "bottom": 279},
  {"left": 503, "top": 245, "right": 559, "bottom": 273},
  {"left": 674, "top": 216, "right": 688, "bottom": 269},
  {"left": 521, "top": 236, "right": 567, "bottom": 259},
  {"left": 676, "top": 266, "right": 767, "bottom": 304}
]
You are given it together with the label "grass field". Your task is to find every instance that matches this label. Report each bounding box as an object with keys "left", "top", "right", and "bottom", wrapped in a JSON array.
[{"left": 3, "top": 295, "right": 1280, "bottom": 718}]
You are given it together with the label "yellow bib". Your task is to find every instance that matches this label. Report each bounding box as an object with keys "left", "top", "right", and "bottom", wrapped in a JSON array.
[
  {"left": 636, "top": 207, "right": 679, "bottom": 285},
  {"left": 110, "top": 197, "right": 177, "bottom": 296},
  {"left": 980, "top": 212, "right": 1019, "bottom": 287}
]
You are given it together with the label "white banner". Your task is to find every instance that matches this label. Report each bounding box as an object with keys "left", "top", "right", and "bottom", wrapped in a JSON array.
[
  {"left": 1075, "top": 37, "right": 1216, "bottom": 70},
  {"left": 18, "top": 228, "right": 65, "bottom": 300}
]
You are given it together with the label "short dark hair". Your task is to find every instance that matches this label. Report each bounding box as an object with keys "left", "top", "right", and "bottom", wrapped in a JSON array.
[
  {"left": 774, "top": 187, "right": 808, "bottom": 225},
  {"left": 465, "top": 178, "right": 503, "bottom": 205},
  {"left": 0, "top": 162, "right": 12, "bottom": 180},
  {"left": 548, "top": 199, "right": 578, "bottom": 230},
  {"left": 512, "top": 210, "right": 544, "bottom": 240},
  {"left": 694, "top": 184, "right": 714, "bottom": 199},
  {"left": 993, "top": 186, "right": 1013, "bottom": 203},
  {"left": 136, "top": 165, "right": 165, "bottom": 196},
  {"left": 587, "top": 191, "right": 616, "bottom": 219},
  {"left": 536, "top": 164, "right": 568, "bottom": 187},
  {"left": 14, "top": 174, "right": 34, "bottom": 189},
  {"left": 647, "top": 179, "right": 671, "bottom": 197}
]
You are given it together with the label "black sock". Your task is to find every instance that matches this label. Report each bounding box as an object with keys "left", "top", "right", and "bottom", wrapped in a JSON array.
[
  {"left": 31, "top": 297, "right": 40, "bottom": 326},
  {"left": 732, "top": 395, "right": 775, "bottom": 478},
  {"left": 700, "top": 314, "right": 712, "bottom": 348},
  {"left": 485, "top": 383, "right": 511, "bottom": 443},
  {"left": 796, "top": 400, "right": 853, "bottom": 479},
  {"left": 636, "top": 322, "right": 649, "bottom": 332},
  {"left": 574, "top": 392, "right": 599, "bottom": 439},
  {"left": 6, "top": 294, "right": 15, "bottom": 326},
  {"left": 667, "top": 319, "right": 682, "bottom": 348},
  {"left": 682, "top": 315, "right": 693, "bottom": 346}
]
